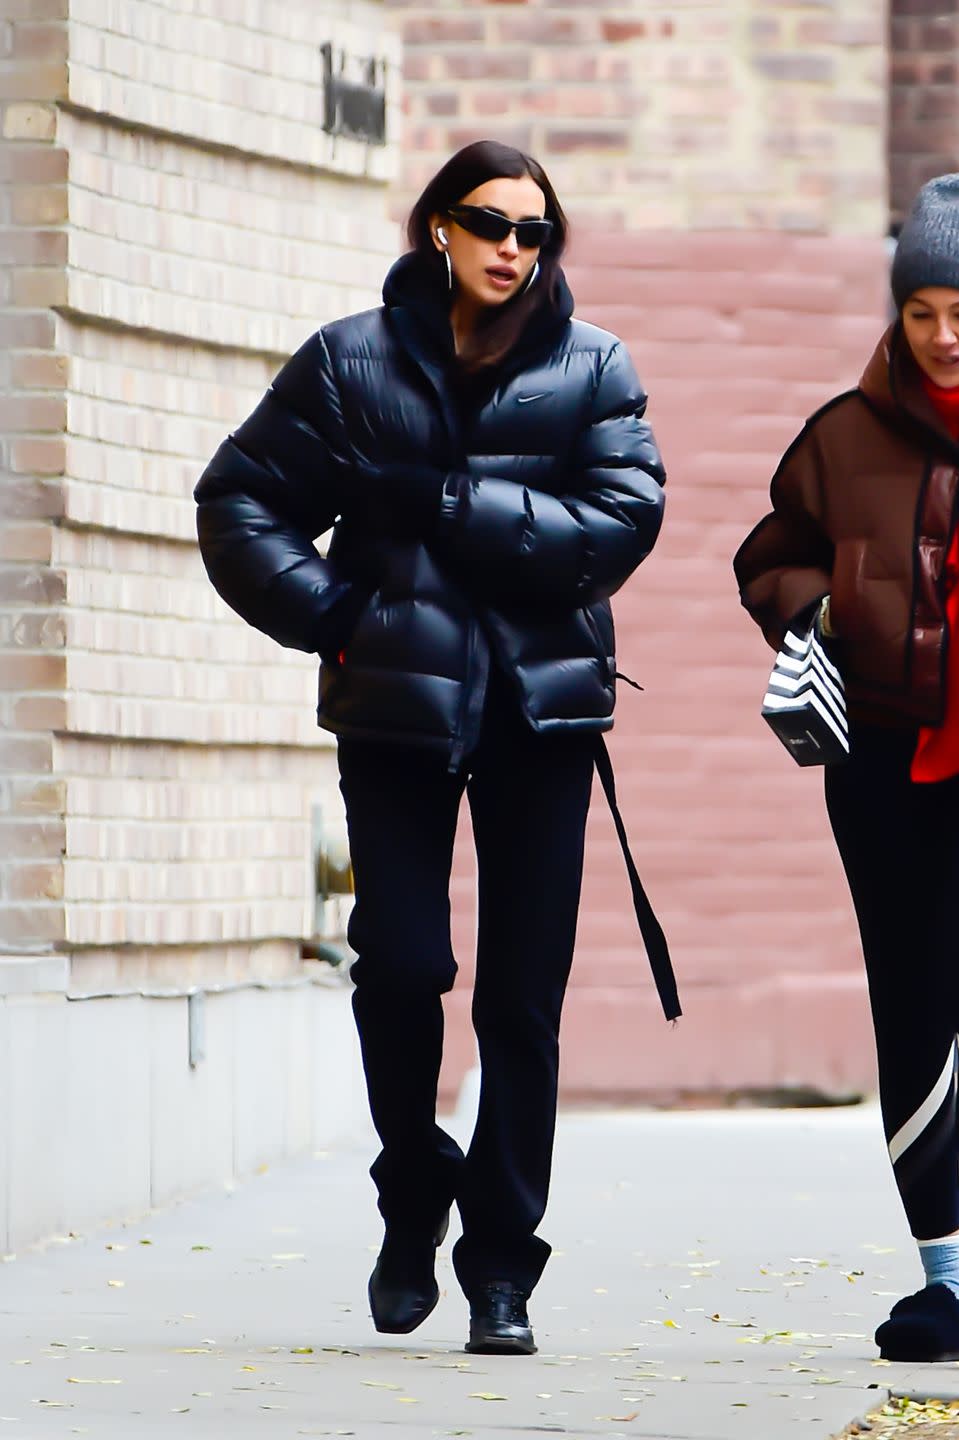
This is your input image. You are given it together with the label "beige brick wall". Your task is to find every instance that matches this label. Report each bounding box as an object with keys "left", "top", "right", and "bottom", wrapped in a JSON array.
[
  {"left": 0, "top": 2, "right": 66, "bottom": 946},
  {"left": 390, "top": 0, "right": 886, "bottom": 237},
  {"left": 0, "top": 0, "right": 400, "bottom": 988},
  {"left": 59, "top": 113, "right": 394, "bottom": 357}
]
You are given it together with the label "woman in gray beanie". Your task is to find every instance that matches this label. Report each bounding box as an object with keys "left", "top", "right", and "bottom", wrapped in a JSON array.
[{"left": 735, "top": 174, "right": 959, "bottom": 1362}]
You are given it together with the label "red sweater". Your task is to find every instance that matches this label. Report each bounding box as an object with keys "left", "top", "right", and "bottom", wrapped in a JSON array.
[{"left": 911, "top": 376, "right": 959, "bottom": 782}]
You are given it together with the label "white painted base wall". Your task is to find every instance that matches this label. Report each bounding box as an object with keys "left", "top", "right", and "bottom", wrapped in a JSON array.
[{"left": 0, "top": 963, "right": 368, "bottom": 1255}]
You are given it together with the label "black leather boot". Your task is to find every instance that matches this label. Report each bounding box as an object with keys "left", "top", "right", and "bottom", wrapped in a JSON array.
[
  {"left": 465, "top": 1280, "right": 536, "bottom": 1355},
  {"left": 368, "top": 1212, "right": 449, "bottom": 1335}
]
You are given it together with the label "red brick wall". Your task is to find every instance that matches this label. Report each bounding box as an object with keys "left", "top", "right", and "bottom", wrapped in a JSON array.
[
  {"left": 389, "top": 0, "right": 885, "bottom": 235},
  {"left": 890, "top": 1, "right": 959, "bottom": 229}
]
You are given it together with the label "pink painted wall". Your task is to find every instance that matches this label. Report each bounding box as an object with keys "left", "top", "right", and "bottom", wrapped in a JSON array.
[{"left": 439, "top": 230, "right": 890, "bottom": 1104}]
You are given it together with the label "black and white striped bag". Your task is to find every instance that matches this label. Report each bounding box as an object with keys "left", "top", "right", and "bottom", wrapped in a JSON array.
[{"left": 761, "top": 621, "right": 849, "bottom": 767}]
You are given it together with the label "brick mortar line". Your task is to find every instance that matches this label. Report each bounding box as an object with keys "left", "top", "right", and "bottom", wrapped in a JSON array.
[
  {"left": 67, "top": 18, "right": 397, "bottom": 85},
  {"left": 54, "top": 513, "right": 215, "bottom": 546},
  {"left": 65, "top": 432, "right": 245, "bottom": 465},
  {"left": 50, "top": 728, "right": 333, "bottom": 753},
  {"left": 64, "top": 186, "right": 395, "bottom": 255},
  {"left": 63, "top": 259, "right": 352, "bottom": 316},
  {"left": 57, "top": 100, "right": 392, "bottom": 185},
  {"left": 69, "top": 0, "right": 399, "bottom": 51},
  {"left": 52, "top": 305, "right": 290, "bottom": 363},
  {"left": 63, "top": 648, "right": 317, "bottom": 667},
  {"left": 57, "top": 736, "right": 331, "bottom": 758},
  {"left": 65, "top": 246, "right": 391, "bottom": 291},
  {"left": 15, "top": 639, "right": 320, "bottom": 663},
  {"left": 59, "top": 901, "right": 309, "bottom": 916},
  {"left": 64, "top": 391, "right": 262, "bottom": 420},
  {"left": 62, "top": 162, "right": 390, "bottom": 208}
]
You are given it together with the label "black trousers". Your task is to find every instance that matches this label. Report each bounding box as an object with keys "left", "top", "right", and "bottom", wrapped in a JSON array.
[
  {"left": 825, "top": 724, "right": 959, "bottom": 1240},
  {"left": 337, "top": 671, "right": 595, "bottom": 1297}
]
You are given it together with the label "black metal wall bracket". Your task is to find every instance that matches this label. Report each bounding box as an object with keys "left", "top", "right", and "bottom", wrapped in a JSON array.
[{"left": 321, "top": 42, "right": 387, "bottom": 146}]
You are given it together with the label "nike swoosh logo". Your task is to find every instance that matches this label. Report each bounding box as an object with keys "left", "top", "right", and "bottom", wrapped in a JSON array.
[{"left": 517, "top": 392, "right": 551, "bottom": 404}]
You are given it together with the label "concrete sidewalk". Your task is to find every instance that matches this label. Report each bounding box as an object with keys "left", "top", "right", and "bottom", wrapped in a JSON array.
[{"left": 1, "top": 1104, "right": 955, "bottom": 1439}]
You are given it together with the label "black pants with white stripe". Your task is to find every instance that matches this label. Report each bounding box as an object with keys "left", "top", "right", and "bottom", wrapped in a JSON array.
[{"left": 825, "top": 724, "right": 959, "bottom": 1240}]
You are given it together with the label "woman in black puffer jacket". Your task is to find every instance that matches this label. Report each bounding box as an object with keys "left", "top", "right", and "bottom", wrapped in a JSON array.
[{"left": 195, "top": 141, "right": 675, "bottom": 1354}]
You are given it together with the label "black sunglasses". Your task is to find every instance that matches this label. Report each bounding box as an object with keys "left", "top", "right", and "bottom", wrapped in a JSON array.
[{"left": 446, "top": 205, "right": 553, "bottom": 249}]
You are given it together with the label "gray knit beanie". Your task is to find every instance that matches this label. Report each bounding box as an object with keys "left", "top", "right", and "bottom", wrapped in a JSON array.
[{"left": 891, "top": 174, "right": 959, "bottom": 310}]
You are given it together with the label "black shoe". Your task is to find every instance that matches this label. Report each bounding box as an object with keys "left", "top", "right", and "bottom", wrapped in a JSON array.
[
  {"left": 876, "top": 1283, "right": 959, "bottom": 1361},
  {"left": 887, "top": 1286, "right": 927, "bottom": 1320},
  {"left": 465, "top": 1281, "right": 537, "bottom": 1355},
  {"left": 368, "top": 1211, "right": 449, "bottom": 1336}
]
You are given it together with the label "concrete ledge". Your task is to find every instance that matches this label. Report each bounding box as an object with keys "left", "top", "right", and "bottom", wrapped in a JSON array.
[
  {"left": 0, "top": 955, "right": 69, "bottom": 997},
  {"left": 0, "top": 979, "right": 367, "bottom": 1255}
]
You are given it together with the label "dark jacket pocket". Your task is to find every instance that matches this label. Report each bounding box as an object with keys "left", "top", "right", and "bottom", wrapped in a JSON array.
[
  {"left": 316, "top": 583, "right": 373, "bottom": 666},
  {"left": 832, "top": 536, "right": 905, "bottom": 646},
  {"left": 830, "top": 535, "right": 911, "bottom": 689}
]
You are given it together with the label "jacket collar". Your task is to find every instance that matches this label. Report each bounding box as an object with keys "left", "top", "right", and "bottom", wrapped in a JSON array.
[
  {"left": 383, "top": 254, "right": 461, "bottom": 459},
  {"left": 382, "top": 250, "right": 575, "bottom": 379},
  {"left": 381, "top": 250, "right": 575, "bottom": 461},
  {"left": 382, "top": 251, "right": 456, "bottom": 365},
  {"left": 860, "top": 322, "right": 959, "bottom": 461}
]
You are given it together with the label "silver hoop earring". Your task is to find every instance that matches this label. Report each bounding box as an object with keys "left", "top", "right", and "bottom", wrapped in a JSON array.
[
  {"left": 521, "top": 260, "right": 540, "bottom": 294},
  {"left": 444, "top": 249, "right": 453, "bottom": 291}
]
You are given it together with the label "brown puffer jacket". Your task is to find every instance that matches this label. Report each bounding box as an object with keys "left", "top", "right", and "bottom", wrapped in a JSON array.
[{"left": 734, "top": 324, "right": 959, "bottom": 727}]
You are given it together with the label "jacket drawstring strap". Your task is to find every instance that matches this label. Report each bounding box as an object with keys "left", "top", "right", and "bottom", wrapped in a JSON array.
[{"left": 594, "top": 735, "right": 681, "bottom": 1023}]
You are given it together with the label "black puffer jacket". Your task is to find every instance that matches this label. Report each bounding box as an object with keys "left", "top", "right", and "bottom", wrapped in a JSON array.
[{"left": 194, "top": 254, "right": 666, "bottom": 765}]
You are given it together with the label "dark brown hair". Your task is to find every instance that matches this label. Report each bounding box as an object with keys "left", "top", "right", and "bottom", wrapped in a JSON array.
[{"left": 406, "top": 140, "right": 569, "bottom": 373}]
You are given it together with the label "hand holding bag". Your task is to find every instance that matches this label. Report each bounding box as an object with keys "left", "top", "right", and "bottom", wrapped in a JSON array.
[{"left": 761, "top": 614, "right": 849, "bottom": 767}]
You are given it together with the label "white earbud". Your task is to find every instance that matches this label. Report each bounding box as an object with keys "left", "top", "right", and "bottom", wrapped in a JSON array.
[{"left": 436, "top": 227, "right": 448, "bottom": 247}]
